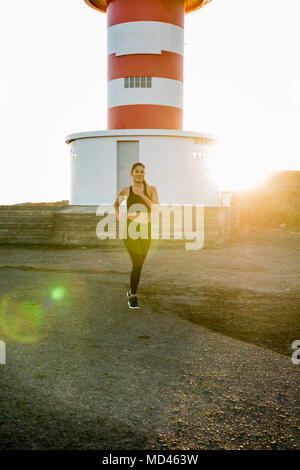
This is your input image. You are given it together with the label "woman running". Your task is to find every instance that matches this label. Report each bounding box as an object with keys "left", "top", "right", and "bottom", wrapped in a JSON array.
[{"left": 114, "top": 163, "right": 159, "bottom": 309}]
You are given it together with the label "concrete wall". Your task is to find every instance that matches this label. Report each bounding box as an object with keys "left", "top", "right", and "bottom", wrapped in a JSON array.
[
  {"left": 0, "top": 204, "right": 239, "bottom": 247},
  {"left": 140, "top": 136, "right": 219, "bottom": 205},
  {"left": 67, "top": 131, "right": 220, "bottom": 206},
  {"left": 69, "top": 137, "right": 117, "bottom": 205}
]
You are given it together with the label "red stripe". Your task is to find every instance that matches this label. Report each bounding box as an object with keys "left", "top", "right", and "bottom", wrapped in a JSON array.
[
  {"left": 108, "top": 51, "right": 183, "bottom": 82},
  {"left": 108, "top": 104, "right": 182, "bottom": 130},
  {"left": 107, "top": 0, "right": 185, "bottom": 28}
]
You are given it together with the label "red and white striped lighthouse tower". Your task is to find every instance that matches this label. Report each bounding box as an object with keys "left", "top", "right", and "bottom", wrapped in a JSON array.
[
  {"left": 85, "top": 0, "right": 211, "bottom": 130},
  {"left": 66, "top": 0, "right": 219, "bottom": 207}
]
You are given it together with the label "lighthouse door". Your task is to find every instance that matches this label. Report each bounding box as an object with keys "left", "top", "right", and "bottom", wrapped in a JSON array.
[{"left": 117, "top": 141, "right": 139, "bottom": 192}]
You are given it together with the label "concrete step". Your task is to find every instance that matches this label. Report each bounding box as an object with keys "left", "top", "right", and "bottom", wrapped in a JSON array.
[
  {"left": 0, "top": 236, "right": 54, "bottom": 243},
  {"left": 0, "top": 212, "right": 56, "bottom": 219},
  {"left": 53, "top": 223, "right": 219, "bottom": 232},
  {"left": 0, "top": 205, "right": 60, "bottom": 210},
  {"left": 0, "top": 206, "right": 56, "bottom": 243},
  {"left": 60, "top": 214, "right": 106, "bottom": 220},
  {"left": 0, "top": 228, "right": 54, "bottom": 236},
  {"left": 0, "top": 222, "right": 55, "bottom": 228},
  {"left": 0, "top": 206, "right": 239, "bottom": 246}
]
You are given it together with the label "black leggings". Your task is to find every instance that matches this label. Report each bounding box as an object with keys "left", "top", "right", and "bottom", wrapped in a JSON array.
[{"left": 123, "top": 222, "right": 151, "bottom": 295}]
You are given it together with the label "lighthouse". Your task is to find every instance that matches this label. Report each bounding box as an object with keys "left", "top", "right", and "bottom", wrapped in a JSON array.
[
  {"left": 105, "top": 0, "right": 187, "bottom": 130},
  {"left": 65, "top": 0, "right": 219, "bottom": 206}
]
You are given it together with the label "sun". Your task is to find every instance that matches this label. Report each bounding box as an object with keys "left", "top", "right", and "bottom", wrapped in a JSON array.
[{"left": 208, "top": 139, "right": 271, "bottom": 191}]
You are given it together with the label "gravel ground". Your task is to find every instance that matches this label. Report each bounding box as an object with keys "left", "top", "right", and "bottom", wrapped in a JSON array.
[{"left": 0, "top": 228, "right": 299, "bottom": 450}]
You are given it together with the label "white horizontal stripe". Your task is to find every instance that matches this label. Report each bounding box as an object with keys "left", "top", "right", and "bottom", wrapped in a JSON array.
[
  {"left": 65, "top": 130, "right": 215, "bottom": 144},
  {"left": 107, "top": 21, "right": 184, "bottom": 56},
  {"left": 108, "top": 77, "right": 183, "bottom": 109}
]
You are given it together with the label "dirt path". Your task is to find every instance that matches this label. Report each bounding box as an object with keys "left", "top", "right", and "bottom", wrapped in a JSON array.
[{"left": 0, "top": 228, "right": 299, "bottom": 449}]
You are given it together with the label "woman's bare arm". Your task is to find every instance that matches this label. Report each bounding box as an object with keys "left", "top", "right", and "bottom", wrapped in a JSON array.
[
  {"left": 150, "top": 186, "right": 159, "bottom": 205},
  {"left": 141, "top": 186, "right": 159, "bottom": 208},
  {"left": 114, "top": 188, "right": 128, "bottom": 220}
]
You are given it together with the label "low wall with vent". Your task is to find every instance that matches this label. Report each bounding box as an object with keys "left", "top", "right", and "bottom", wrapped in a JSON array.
[
  {"left": 0, "top": 206, "right": 58, "bottom": 245},
  {"left": 0, "top": 204, "right": 239, "bottom": 248}
]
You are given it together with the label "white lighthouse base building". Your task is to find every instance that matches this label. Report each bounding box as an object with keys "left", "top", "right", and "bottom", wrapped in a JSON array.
[{"left": 66, "top": 129, "right": 220, "bottom": 206}]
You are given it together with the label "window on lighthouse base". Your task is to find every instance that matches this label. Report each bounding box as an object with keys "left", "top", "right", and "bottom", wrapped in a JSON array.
[{"left": 124, "top": 77, "right": 152, "bottom": 88}]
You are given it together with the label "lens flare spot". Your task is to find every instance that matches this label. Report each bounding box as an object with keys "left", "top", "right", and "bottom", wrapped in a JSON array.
[
  {"left": 51, "top": 286, "right": 65, "bottom": 300},
  {"left": 47, "top": 274, "right": 90, "bottom": 322},
  {"left": 0, "top": 292, "right": 54, "bottom": 344}
]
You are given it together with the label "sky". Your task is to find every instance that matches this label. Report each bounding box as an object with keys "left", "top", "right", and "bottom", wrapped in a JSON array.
[{"left": 0, "top": 0, "right": 299, "bottom": 203}]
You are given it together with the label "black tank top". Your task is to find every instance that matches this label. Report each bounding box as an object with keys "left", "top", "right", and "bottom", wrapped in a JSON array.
[{"left": 127, "top": 181, "right": 151, "bottom": 215}]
